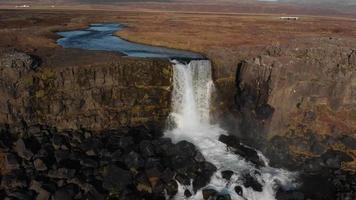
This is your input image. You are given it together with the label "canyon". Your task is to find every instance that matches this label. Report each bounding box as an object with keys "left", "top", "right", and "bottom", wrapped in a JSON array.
[{"left": 0, "top": 6, "right": 355, "bottom": 200}]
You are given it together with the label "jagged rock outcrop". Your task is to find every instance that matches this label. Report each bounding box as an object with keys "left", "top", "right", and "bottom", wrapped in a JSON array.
[
  {"left": 0, "top": 49, "right": 172, "bottom": 131},
  {"left": 0, "top": 49, "right": 41, "bottom": 71},
  {"left": 215, "top": 38, "right": 356, "bottom": 171}
]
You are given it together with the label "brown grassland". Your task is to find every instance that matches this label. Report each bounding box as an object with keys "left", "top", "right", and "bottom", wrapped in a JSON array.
[{"left": 0, "top": 5, "right": 356, "bottom": 71}]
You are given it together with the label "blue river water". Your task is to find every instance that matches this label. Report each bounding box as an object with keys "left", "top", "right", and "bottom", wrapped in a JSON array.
[{"left": 57, "top": 23, "right": 204, "bottom": 59}]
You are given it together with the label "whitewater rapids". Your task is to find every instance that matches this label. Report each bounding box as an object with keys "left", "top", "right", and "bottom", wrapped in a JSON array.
[{"left": 164, "top": 60, "right": 298, "bottom": 200}]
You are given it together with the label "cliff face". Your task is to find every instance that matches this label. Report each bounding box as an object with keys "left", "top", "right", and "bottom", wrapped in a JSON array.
[
  {"left": 0, "top": 49, "right": 172, "bottom": 131},
  {"left": 215, "top": 37, "right": 356, "bottom": 171}
]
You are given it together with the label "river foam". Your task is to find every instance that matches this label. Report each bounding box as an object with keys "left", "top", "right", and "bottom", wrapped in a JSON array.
[{"left": 165, "top": 60, "right": 298, "bottom": 200}]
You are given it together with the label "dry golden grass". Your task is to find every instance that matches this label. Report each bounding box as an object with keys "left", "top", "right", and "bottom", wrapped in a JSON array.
[
  {"left": 1, "top": 9, "right": 356, "bottom": 68},
  {"left": 116, "top": 13, "right": 356, "bottom": 63}
]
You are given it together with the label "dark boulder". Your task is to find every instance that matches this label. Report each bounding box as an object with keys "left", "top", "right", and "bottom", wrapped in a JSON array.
[
  {"left": 194, "top": 150, "right": 205, "bottom": 162},
  {"left": 193, "top": 162, "right": 217, "bottom": 191},
  {"left": 221, "top": 170, "right": 234, "bottom": 181},
  {"left": 1, "top": 171, "right": 28, "bottom": 189},
  {"left": 201, "top": 162, "right": 217, "bottom": 177},
  {"left": 24, "top": 136, "right": 42, "bottom": 154},
  {"left": 102, "top": 165, "right": 131, "bottom": 192},
  {"left": 36, "top": 144, "right": 54, "bottom": 160},
  {"left": 82, "top": 188, "right": 106, "bottom": 200},
  {"left": 144, "top": 157, "right": 162, "bottom": 169},
  {"left": 145, "top": 167, "right": 161, "bottom": 188},
  {"left": 234, "top": 186, "right": 243, "bottom": 196},
  {"left": 219, "top": 134, "right": 240, "bottom": 148},
  {"left": 0, "top": 190, "right": 4, "bottom": 200},
  {"left": 153, "top": 138, "right": 176, "bottom": 156},
  {"left": 216, "top": 193, "right": 232, "bottom": 200},
  {"left": 80, "top": 138, "right": 102, "bottom": 155},
  {"left": 29, "top": 180, "right": 51, "bottom": 200},
  {"left": 234, "top": 145, "right": 264, "bottom": 167},
  {"left": 160, "top": 168, "right": 175, "bottom": 183},
  {"left": 58, "top": 159, "right": 81, "bottom": 170},
  {"left": 14, "top": 138, "right": 33, "bottom": 160},
  {"left": 0, "top": 140, "right": 10, "bottom": 151},
  {"left": 0, "top": 124, "right": 14, "bottom": 151},
  {"left": 139, "top": 140, "right": 155, "bottom": 158},
  {"left": 54, "top": 149, "right": 70, "bottom": 163},
  {"left": 184, "top": 189, "right": 192, "bottom": 197},
  {"left": 27, "top": 125, "right": 43, "bottom": 136},
  {"left": 171, "top": 156, "right": 196, "bottom": 175},
  {"left": 202, "top": 188, "right": 218, "bottom": 200},
  {"left": 124, "top": 151, "right": 144, "bottom": 169},
  {"left": 8, "top": 190, "right": 35, "bottom": 200},
  {"left": 135, "top": 172, "right": 152, "bottom": 193},
  {"left": 219, "top": 134, "right": 264, "bottom": 166},
  {"left": 52, "top": 134, "right": 67, "bottom": 150},
  {"left": 53, "top": 184, "right": 79, "bottom": 200},
  {"left": 128, "top": 126, "right": 153, "bottom": 143},
  {"left": 69, "top": 131, "right": 84, "bottom": 146},
  {"left": 102, "top": 134, "right": 121, "bottom": 151},
  {"left": 47, "top": 168, "right": 76, "bottom": 179},
  {"left": 99, "top": 149, "right": 111, "bottom": 159},
  {"left": 151, "top": 180, "right": 166, "bottom": 196},
  {"left": 80, "top": 157, "right": 98, "bottom": 168},
  {"left": 176, "top": 140, "right": 197, "bottom": 158},
  {"left": 39, "top": 180, "right": 57, "bottom": 194},
  {"left": 34, "top": 158, "right": 48, "bottom": 171},
  {"left": 242, "top": 173, "right": 263, "bottom": 192},
  {"left": 118, "top": 136, "right": 135, "bottom": 152},
  {"left": 175, "top": 173, "right": 191, "bottom": 185},
  {"left": 4, "top": 152, "right": 20, "bottom": 170},
  {"left": 193, "top": 175, "right": 211, "bottom": 192},
  {"left": 81, "top": 168, "right": 97, "bottom": 179},
  {"left": 111, "top": 149, "right": 122, "bottom": 162}
]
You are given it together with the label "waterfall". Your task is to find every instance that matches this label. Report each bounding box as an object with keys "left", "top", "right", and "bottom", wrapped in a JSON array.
[
  {"left": 165, "top": 60, "right": 298, "bottom": 200},
  {"left": 169, "top": 60, "right": 213, "bottom": 129}
]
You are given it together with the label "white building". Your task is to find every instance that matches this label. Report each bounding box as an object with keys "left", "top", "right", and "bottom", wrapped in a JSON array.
[
  {"left": 280, "top": 17, "right": 299, "bottom": 20},
  {"left": 15, "top": 5, "right": 30, "bottom": 8}
]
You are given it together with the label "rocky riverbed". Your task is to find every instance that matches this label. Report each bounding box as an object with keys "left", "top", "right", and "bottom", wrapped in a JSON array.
[
  {"left": 219, "top": 135, "right": 356, "bottom": 200},
  {"left": 0, "top": 123, "right": 355, "bottom": 200},
  {"left": 0, "top": 123, "right": 282, "bottom": 200},
  {"left": 0, "top": 124, "right": 214, "bottom": 200}
]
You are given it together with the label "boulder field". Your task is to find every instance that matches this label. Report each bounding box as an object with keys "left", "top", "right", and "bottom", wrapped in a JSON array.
[
  {"left": 0, "top": 124, "right": 354, "bottom": 200},
  {"left": 0, "top": 124, "right": 274, "bottom": 200}
]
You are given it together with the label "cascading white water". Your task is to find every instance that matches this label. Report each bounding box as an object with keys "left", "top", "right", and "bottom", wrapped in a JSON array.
[
  {"left": 165, "top": 60, "right": 298, "bottom": 200},
  {"left": 169, "top": 60, "right": 213, "bottom": 129}
]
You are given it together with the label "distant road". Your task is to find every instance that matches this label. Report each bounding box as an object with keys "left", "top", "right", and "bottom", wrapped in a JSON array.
[{"left": 0, "top": 1, "right": 355, "bottom": 19}]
